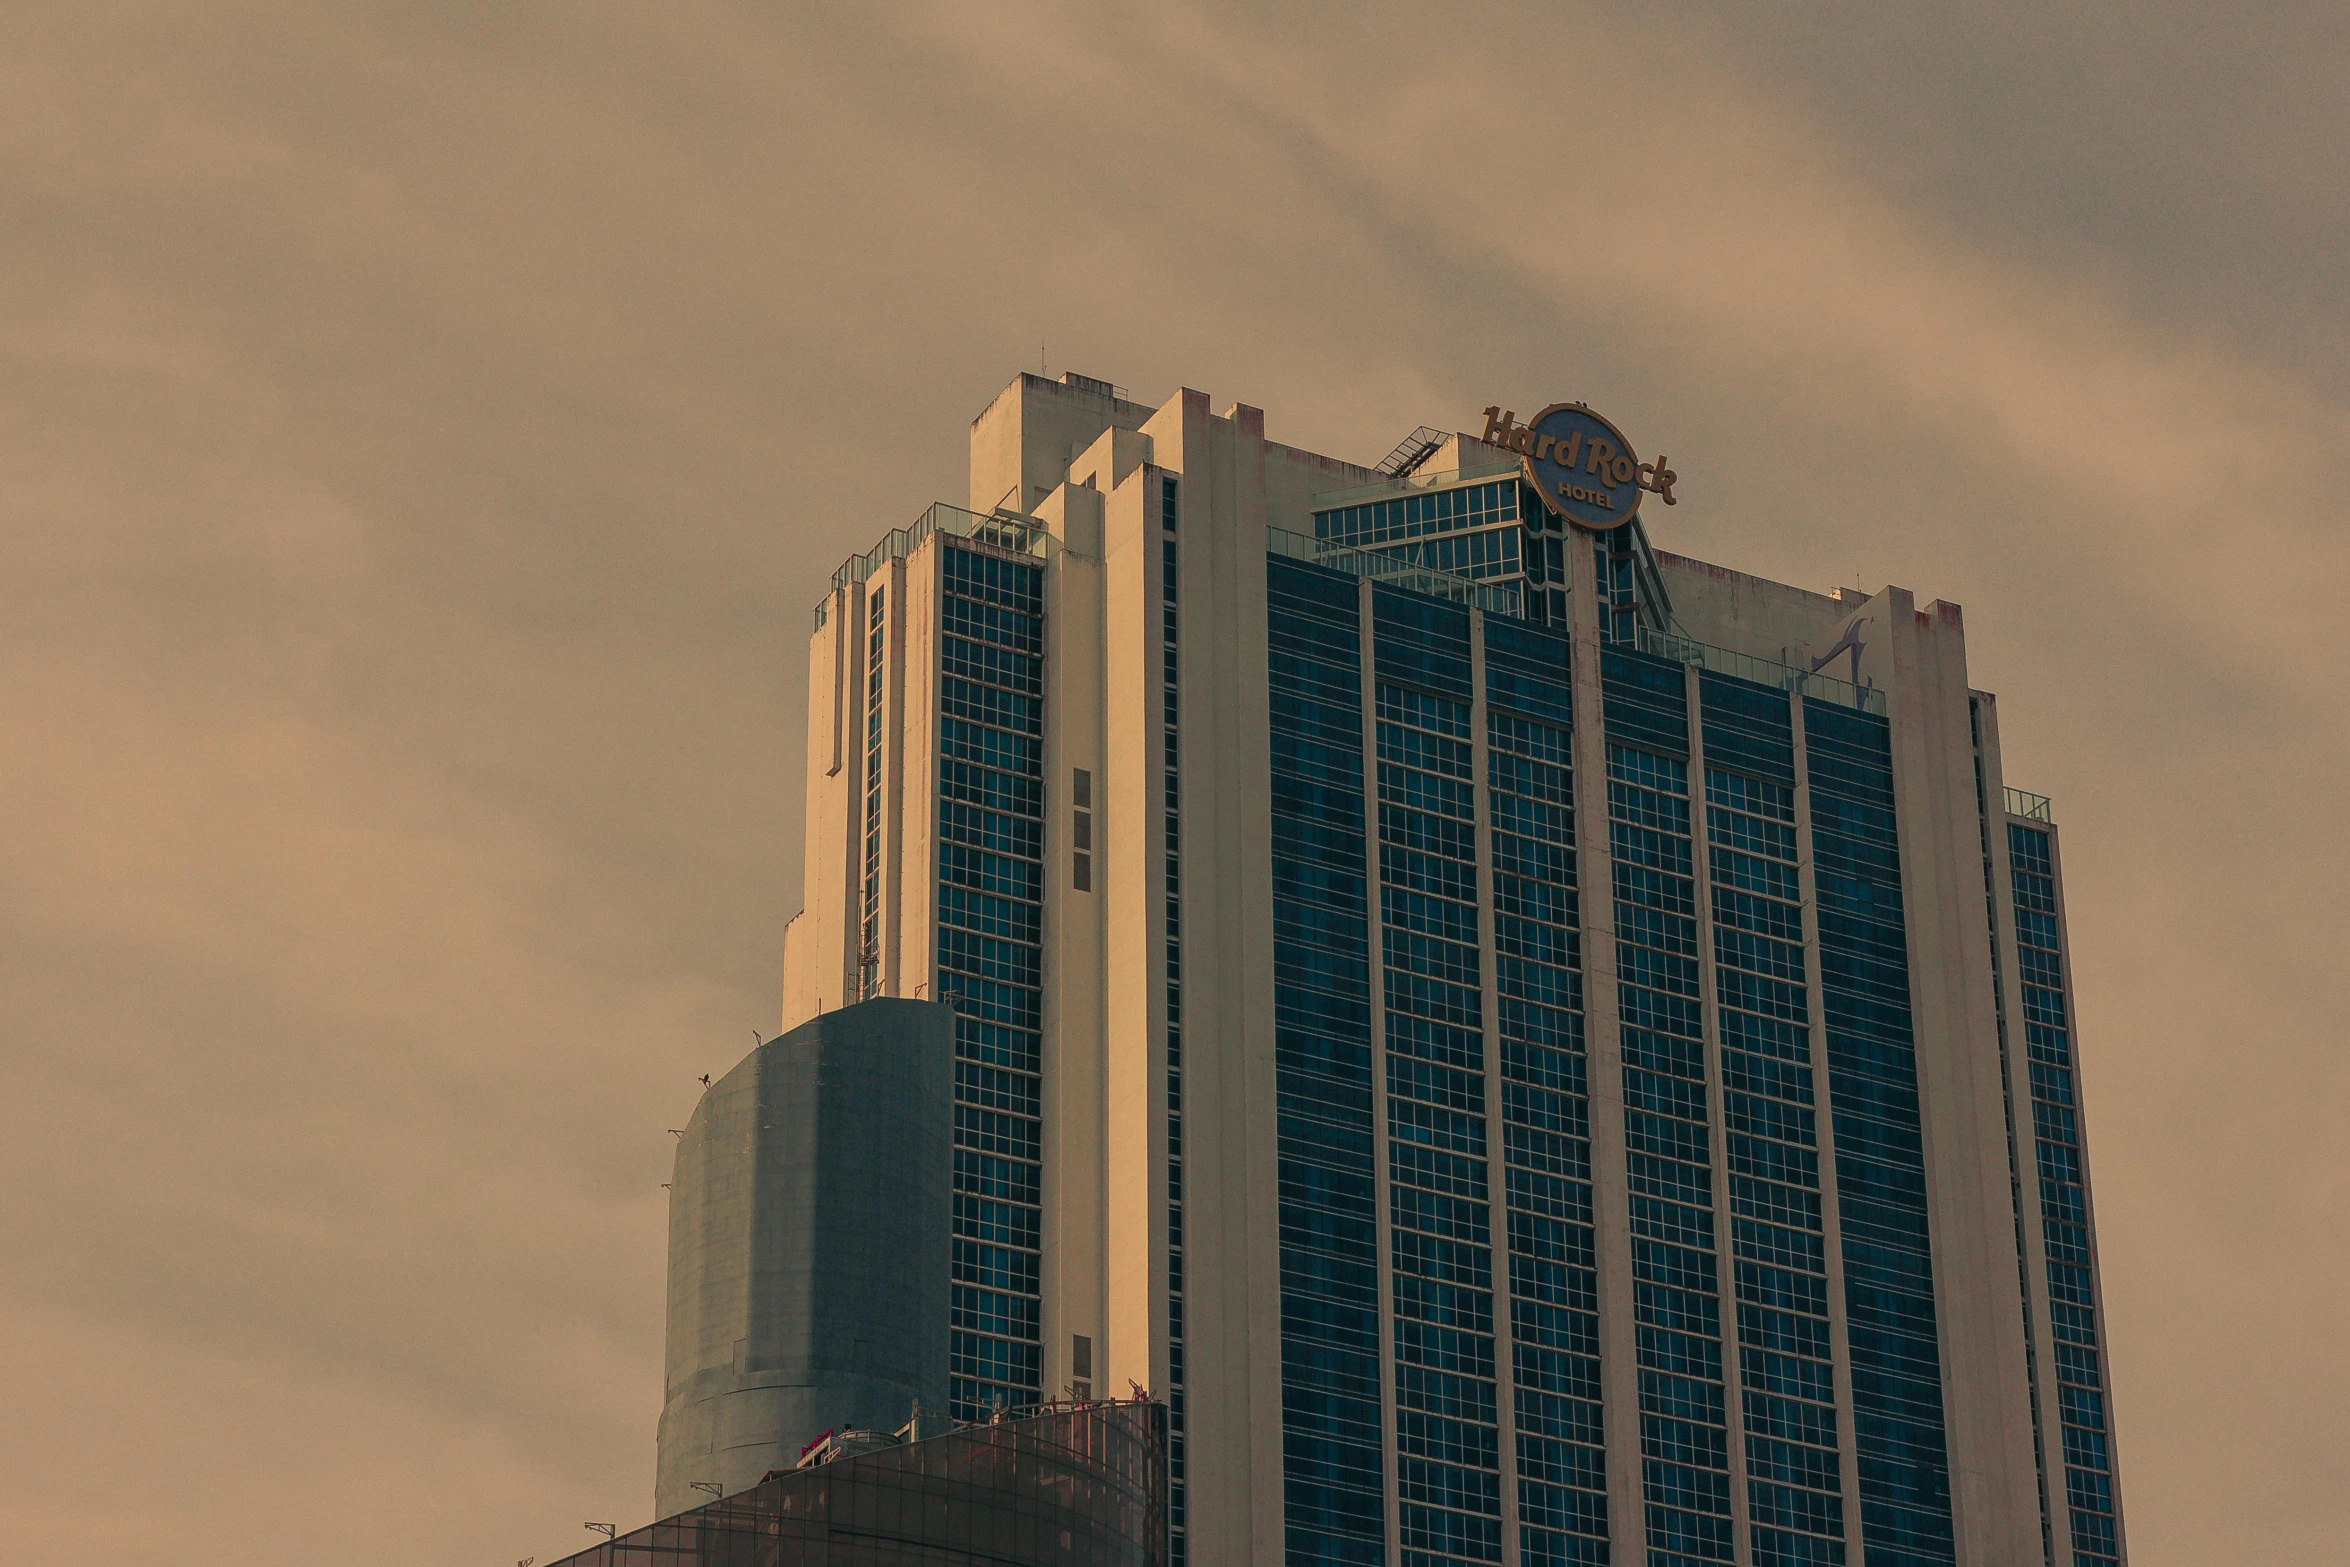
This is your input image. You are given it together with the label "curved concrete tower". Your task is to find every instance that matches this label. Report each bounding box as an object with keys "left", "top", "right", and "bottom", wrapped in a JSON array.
[{"left": 654, "top": 997, "right": 954, "bottom": 1517}]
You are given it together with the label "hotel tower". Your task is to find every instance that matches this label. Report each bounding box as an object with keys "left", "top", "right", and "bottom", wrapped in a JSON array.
[{"left": 776, "top": 370, "right": 2125, "bottom": 1567}]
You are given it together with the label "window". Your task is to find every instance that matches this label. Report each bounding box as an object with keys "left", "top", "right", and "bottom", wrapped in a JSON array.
[{"left": 1312, "top": 479, "right": 1519, "bottom": 550}]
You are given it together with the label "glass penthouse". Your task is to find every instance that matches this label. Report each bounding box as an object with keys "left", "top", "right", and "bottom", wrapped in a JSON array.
[{"left": 779, "top": 371, "right": 2125, "bottom": 1567}]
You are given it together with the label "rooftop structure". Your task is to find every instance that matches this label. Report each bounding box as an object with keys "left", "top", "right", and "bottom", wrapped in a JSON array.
[{"left": 570, "top": 1399, "right": 1165, "bottom": 1567}]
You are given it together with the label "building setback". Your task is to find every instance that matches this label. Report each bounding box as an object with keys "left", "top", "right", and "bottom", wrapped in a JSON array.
[{"left": 778, "top": 370, "right": 2126, "bottom": 1567}]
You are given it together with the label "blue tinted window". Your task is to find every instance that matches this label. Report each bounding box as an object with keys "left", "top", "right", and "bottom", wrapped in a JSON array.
[
  {"left": 1806, "top": 699, "right": 1954, "bottom": 1563},
  {"left": 937, "top": 545, "right": 1046, "bottom": 1424},
  {"left": 1269, "top": 555, "right": 1387, "bottom": 1563}
]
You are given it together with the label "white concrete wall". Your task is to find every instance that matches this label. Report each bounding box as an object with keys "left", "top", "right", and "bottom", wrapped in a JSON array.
[
  {"left": 1876, "top": 592, "right": 2044, "bottom": 1563},
  {"left": 1137, "top": 387, "right": 1289, "bottom": 1565},
  {"left": 1034, "top": 477, "right": 1109, "bottom": 1405},
  {"left": 1096, "top": 443, "right": 1163, "bottom": 1418},
  {"left": 782, "top": 582, "right": 867, "bottom": 1029},
  {"left": 1563, "top": 519, "right": 1651, "bottom": 1556},
  {"left": 969, "top": 372, "right": 1156, "bottom": 517},
  {"left": 1654, "top": 549, "right": 1849, "bottom": 669}
]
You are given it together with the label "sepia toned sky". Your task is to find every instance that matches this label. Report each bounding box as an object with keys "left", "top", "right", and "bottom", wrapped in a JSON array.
[{"left": 4, "top": 4, "right": 2344, "bottom": 1562}]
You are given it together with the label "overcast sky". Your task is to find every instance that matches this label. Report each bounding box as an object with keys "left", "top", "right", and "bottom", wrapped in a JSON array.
[{"left": 5, "top": 5, "right": 2345, "bottom": 1563}]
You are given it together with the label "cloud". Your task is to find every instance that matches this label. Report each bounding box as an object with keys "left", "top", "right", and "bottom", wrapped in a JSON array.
[{"left": 1, "top": 3, "right": 2341, "bottom": 1562}]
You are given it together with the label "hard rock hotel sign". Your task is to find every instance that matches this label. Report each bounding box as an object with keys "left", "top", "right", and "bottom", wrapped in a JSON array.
[{"left": 1479, "top": 403, "right": 1678, "bottom": 530}]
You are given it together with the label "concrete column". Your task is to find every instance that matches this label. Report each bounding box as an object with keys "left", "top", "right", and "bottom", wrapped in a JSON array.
[
  {"left": 1038, "top": 481, "right": 1109, "bottom": 1406},
  {"left": 1876, "top": 596, "right": 2042, "bottom": 1563}
]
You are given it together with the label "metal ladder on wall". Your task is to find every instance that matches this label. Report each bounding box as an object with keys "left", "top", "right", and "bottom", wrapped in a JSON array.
[{"left": 1373, "top": 425, "right": 1449, "bottom": 479}]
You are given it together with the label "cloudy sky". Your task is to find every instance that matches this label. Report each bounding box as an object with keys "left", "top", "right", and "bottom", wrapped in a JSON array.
[{"left": 4, "top": 4, "right": 2344, "bottom": 1562}]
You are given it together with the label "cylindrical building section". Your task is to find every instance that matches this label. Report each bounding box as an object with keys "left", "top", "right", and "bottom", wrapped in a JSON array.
[{"left": 655, "top": 997, "right": 956, "bottom": 1518}]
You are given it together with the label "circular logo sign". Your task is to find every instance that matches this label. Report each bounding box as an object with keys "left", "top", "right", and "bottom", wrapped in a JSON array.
[{"left": 1479, "top": 403, "right": 1675, "bottom": 530}]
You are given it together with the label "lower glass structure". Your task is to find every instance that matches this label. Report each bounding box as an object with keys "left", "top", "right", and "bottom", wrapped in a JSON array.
[{"left": 549, "top": 1401, "right": 1168, "bottom": 1567}]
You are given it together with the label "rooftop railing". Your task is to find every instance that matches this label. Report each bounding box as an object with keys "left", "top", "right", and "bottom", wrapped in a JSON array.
[
  {"left": 2004, "top": 786, "right": 2053, "bottom": 822},
  {"left": 1634, "top": 623, "right": 1888, "bottom": 714},
  {"left": 1268, "top": 526, "right": 1524, "bottom": 616},
  {"left": 1311, "top": 451, "right": 1523, "bottom": 511},
  {"left": 814, "top": 503, "right": 1048, "bottom": 630}
]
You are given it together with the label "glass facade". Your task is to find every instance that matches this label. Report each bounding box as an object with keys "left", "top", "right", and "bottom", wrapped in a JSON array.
[
  {"left": 1592, "top": 526, "right": 1669, "bottom": 650},
  {"left": 1484, "top": 620, "right": 1608, "bottom": 1567},
  {"left": 1251, "top": 567, "right": 2008, "bottom": 1567},
  {"left": 1588, "top": 653, "right": 1954, "bottom": 1567},
  {"left": 1602, "top": 649, "right": 1735, "bottom": 1567},
  {"left": 1268, "top": 554, "right": 1388, "bottom": 1566},
  {"left": 1805, "top": 700, "right": 1956, "bottom": 1566},
  {"left": 1160, "top": 476, "right": 1189, "bottom": 1561},
  {"left": 553, "top": 1401, "right": 1169, "bottom": 1567},
  {"left": 2006, "top": 822, "right": 2119, "bottom": 1567},
  {"left": 1317, "top": 480, "right": 1518, "bottom": 552},
  {"left": 1313, "top": 479, "right": 1573, "bottom": 630},
  {"left": 1706, "top": 675, "right": 1843, "bottom": 1567},
  {"left": 937, "top": 543, "right": 1048, "bottom": 1421},
  {"left": 1371, "top": 587, "right": 1504, "bottom": 1567}
]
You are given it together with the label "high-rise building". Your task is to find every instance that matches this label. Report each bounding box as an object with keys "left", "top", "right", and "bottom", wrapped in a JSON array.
[{"left": 778, "top": 371, "right": 2125, "bottom": 1567}]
